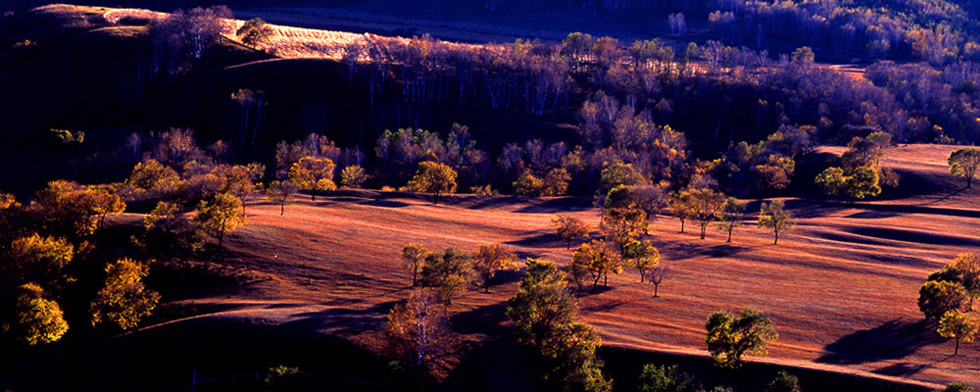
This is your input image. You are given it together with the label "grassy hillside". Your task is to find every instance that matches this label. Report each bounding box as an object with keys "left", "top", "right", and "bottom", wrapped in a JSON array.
[{"left": 3, "top": 144, "right": 970, "bottom": 391}]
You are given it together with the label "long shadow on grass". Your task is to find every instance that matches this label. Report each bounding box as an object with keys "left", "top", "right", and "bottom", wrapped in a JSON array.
[
  {"left": 513, "top": 196, "right": 594, "bottom": 213},
  {"left": 817, "top": 318, "right": 941, "bottom": 366},
  {"left": 846, "top": 226, "right": 980, "bottom": 247},
  {"left": 450, "top": 302, "right": 510, "bottom": 335},
  {"left": 284, "top": 300, "right": 401, "bottom": 336}
]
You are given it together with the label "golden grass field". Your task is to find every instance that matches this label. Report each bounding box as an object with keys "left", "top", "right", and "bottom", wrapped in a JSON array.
[{"left": 112, "top": 144, "right": 979, "bottom": 389}]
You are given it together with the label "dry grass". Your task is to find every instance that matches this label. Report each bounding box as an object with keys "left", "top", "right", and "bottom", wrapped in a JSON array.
[{"left": 126, "top": 144, "right": 979, "bottom": 389}]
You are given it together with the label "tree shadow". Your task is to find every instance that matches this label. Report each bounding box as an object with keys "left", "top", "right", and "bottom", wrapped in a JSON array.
[
  {"left": 846, "top": 226, "right": 980, "bottom": 247},
  {"left": 450, "top": 302, "right": 510, "bottom": 335},
  {"left": 284, "top": 300, "right": 401, "bottom": 336},
  {"left": 816, "top": 318, "right": 942, "bottom": 365},
  {"left": 872, "top": 362, "right": 930, "bottom": 377},
  {"left": 505, "top": 232, "right": 562, "bottom": 249},
  {"left": 513, "top": 197, "right": 594, "bottom": 213}
]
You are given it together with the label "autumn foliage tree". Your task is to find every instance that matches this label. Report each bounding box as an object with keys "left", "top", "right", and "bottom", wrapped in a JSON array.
[
  {"left": 715, "top": 197, "right": 744, "bottom": 243},
  {"left": 758, "top": 200, "right": 795, "bottom": 245},
  {"left": 236, "top": 18, "right": 274, "bottom": 48},
  {"left": 385, "top": 288, "right": 451, "bottom": 368},
  {"left": 472, "top": 243, "right": 517, "bottom": 293},
  {"left": 265, "top": 180, "right": 297, "bottom": 216},
  {"left": 192, "top": 193, "right": 245, "bottom": 251},
  {"left": 12, "top": 283, "right": 69, "bottom": 345},
  {"left": 89, "top": 258, "right": 160, "bottom": 330},
  {"left": 623, "top": 239, "right": 659, "bottom": 283},
  {"left": 420, "top": 248, "right": 471, "bottom": 305},
  {"left": 949, "top": 147, "right": 980, "bottom": 188},
  {"left": 554, "top": 214, "right": 590, "bottom": 250},
  {"left": 505, "top": 259, "right": 612, "bottom": 392},
  {"left": 937, "top": 311, "right": 978, "bottom": 356},
  {"left": 401, "top": 243, "right": 429, "bottom": 287},
  {"left": 407, "top": 161, "right": 457, "bottom": 203},
  {"left": 705, "top": 308, "right": 778, "bottom": 368},
  {"left": 571, "top": 240, "right": 622, "bottom": 292},
  {"left": 289, "top": 156, "right": 336, "bottom": 201}
]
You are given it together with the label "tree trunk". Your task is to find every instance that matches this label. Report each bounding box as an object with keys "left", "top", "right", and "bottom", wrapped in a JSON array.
[
  {"left": 653, "top": 284, "right": 659, "bottom": 297},
  {"left": 680, "top": 219, "right": 685, "bottom": 233},
  {"left": 773, "top": 231, "right": 779, "bottom": 245},
  {"left": 954, "top": 338, "right": 960, "bottom": 356},
  {"left": 280, "top": 202, "right": 285, "bottom": 216},
  {"left": 727, "top": 226, "right": 733, "bottom": 242}
]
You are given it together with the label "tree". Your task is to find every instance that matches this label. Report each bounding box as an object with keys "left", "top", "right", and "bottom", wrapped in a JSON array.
[
  {"left": 929, "top": 253, "right": 980, "bottom": 308},
  {"left": 758, "top": 200, "right": 795, "bottom": 245},
  {"left": 514, "top": 169, "right": 544, "bottom": 196},
  {"left": 87, "top": 185, "right": 126, "bottom": 232},
  {"left": 815, "top": 167, "right": 847, "bottom": 197},
  {"left": 90, "top": 258, "right": 160, "bottom": 330},
  {"left": 505, "top": 258, "right": 611, "bottom": 392},
  {"left": 601, "top": 206, "right": 647, "bottom": 251},
  {"left": 4, "top": 234, "right": 75, "bottom": 292},
  {"left": 143, "top": 201, "right": 201, "bottom": 254},
  {"left": 671, "top": 191, "right": 696, "bottom": 233},
  {"left": 705, "top": 308, "right": 778, "bottom": 368},
  {"left": 407, "top": 161, "right": 457, "bottom": 203},
  {"left": 715, "top": 198, "right": 744, "bottom": 243},
  {"left": 420, "top": 248, "right": 471, "bottom": 305},
  {"left": 542, "top": 168, "right": 572, "bottom": 197},
  {"left": 385, "top": 289, "right": 451, "bottom": 367},
  {"left": 125, "top": 159, "right": 180, "bottom": 200},
  {"left": 919, "top": 280, "right": 968, "bottom": 319},
  {"left": 939, "top": 384, "right": 976, "bottom": 392},
  {"left": 937, "top": 311, "right": 978, "bottom": 356},
  {"left": 948, "top": 147, "right": 980, "bottom": 188},
  {"left": 623, "top": 239, "right": 659, "bottom": 283},
  {"left": 288, "top": 156, "right": 336, "bottom": 201},
  {"left": 402, "top": 243, "right": 429, "bottom": 287},
  {"left": 599, "top": 162, "right": 645, "bottom": 195},
  {"left": 13, "top": 283, "right": 69, "bottom": 345},
  {"left": 554, "top": 214, "right": 590, "bottom": 250},
  {"left": 340, "top": 165, "right": 369, "bottom": 189},
  {"left": 221, "top": 164, "right": 264, "bottom": 215},
  {"left": 31, "top": 180, "right": 101, "bottom": 237},
  {"left": 192, "top": 193, "right": 246, "bottom": 251},
  {"left": 236, "top": 17, "right": 274, "bottom": 48},
  {"left": 687, "top": 188, "right": 726, "bottom": 240},
  {"left": 266, "top": 180, "right": 297, "bottom": 216},
  {"left": 845, "top": 166, "right": 882, "bottom": 200},
  {"left": 638, "top": 364, "right": 701, "bottom": 392},
  {"left": 472, "top": 243, "right": 517, "bottom": 293},
  {"left": 766, "top": 371, "right": 803, "bottom": 392},
  {"left": 571, "top": 240, "right": 622, "bottom": 292},
  {"left": 649, "top": 265, "right": 668, "bottom": 298}
]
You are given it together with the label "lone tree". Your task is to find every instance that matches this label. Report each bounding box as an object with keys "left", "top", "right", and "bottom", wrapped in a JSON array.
[
  {"left": 705, "top": 308, "right": 778, "bottom": 368},
  {"left": 288, "top": 156, "right": 336, "bottom": 201},
  {"left": 715, "top": 197, "right": 744, "bottom": 243},
  {"left": 949, "top": 147, "right": 980, "bottom": 188},
  {"left": 401, "top": 243, "right": 429, "bottom": 287},
  {"left": 937, "top": 311, "right": 978, "bottom": 356},
  {"left": 385, "top": 289, "right": 451, "bottom": 367},
  {"left": 553, "top": 214, "right": 590, "bottom": 250},
  {"left": 265, "top": 180, "right": 297, "bottom": 216},
  {"left": 89, "top": 258, "right": 160, "bottom": 330},
  {"left": 407, "top": 161, "right": 457, "bottom": 203},
  {"left": 571, "top": 240, "right": 622, "bottom": 292},
  {"left": 472, "top": 243, "right": 517, "bottom": 292},
  {"left": 14, "top": 283, "right": 69, "bottom": 345},
  {"left": 924, "top": 253, "right": 980, "bottom": 310},
  {"left": 758, "top": 200, "right": 795, "bottom": 245},
  {"left": 649, "top": 264, "right": 669, "bottom": 298},
  {"left": 623, "top": 239, "right": 660, "bottom": 283},
  {"left": 192, "top": 193, "right": 246, "bottom": 252},
  {"left": 236, "top": 17, "right": 274, "bottom": 48}
]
